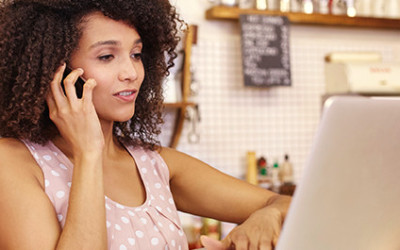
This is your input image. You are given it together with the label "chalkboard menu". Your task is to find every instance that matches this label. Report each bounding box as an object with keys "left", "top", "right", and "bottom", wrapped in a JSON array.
[{"left": 240, "top": 14, "right": 291, "bottom": 87}]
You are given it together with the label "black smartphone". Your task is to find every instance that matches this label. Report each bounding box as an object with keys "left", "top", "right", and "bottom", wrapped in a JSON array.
[{"left": 61, "top": 67, "right": 86, "bottom": 98}]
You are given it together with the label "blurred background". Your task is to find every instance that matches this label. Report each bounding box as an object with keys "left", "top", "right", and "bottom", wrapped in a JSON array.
[{"left": 158, "top": 1, "right": 400, "bottom": 247}]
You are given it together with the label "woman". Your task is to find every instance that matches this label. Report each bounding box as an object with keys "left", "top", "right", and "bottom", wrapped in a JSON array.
[{"left": 0, "top": 0, "right": 291, "bottom": 249}]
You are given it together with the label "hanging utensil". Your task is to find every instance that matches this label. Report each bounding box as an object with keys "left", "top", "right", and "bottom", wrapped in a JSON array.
[{"left": 186, "top": 105, "right": 200, "bottom": 144}]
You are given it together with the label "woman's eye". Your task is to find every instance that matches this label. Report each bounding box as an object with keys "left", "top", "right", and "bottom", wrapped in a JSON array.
[
  {"left": 132, "top": 53, "right": 142, "bottom": 61},
  {"left": 98, "top": 54, "right": 114, "bottom": 61}
]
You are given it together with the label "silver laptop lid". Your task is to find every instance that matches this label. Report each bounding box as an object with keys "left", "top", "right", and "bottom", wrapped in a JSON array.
[{"left": 276, "top": 96, "right": 400, "bottom": 250}]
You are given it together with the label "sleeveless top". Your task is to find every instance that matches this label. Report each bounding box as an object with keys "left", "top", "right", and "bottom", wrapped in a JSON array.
[{"left": 22, "top": 140, "right": 188, "bottom": 250}]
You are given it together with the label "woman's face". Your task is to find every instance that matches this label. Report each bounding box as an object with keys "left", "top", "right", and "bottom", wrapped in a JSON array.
[{"left": 69, "top": 12, "right": 144, "bottom": 123}]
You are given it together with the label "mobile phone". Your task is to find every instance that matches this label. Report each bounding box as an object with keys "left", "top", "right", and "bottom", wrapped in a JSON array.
[{"left": 61, "top": 67, "right": 86, "bottom": 98}]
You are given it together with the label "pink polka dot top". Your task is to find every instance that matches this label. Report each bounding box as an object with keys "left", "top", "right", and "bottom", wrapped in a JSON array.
[{"left": 23, "top": 140, "right": 189, "bottom": 250}]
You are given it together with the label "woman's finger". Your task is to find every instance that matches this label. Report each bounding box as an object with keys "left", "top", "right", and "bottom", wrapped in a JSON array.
[
  {"left": 272, "top": 228, "right": 280, "bottom": 247},
  {"left": 200, "top": 235, "right": 224, "bottom": 250},
  {"left": 45, "top": 90, "right": 57, "bottom": 116},
  {"left": 220, "top": 236, "right": 233, "bottom": 250},
  {"left": 229, "top": 233, "right": 249, "bottom": 250},
  {"left": 46, "top": 91, "right": 61, "bottom": 124},
  {"left": 244, "top": 224, "right": 263, "bottom": 249},
  {"left": 259, "top": 234, "right": 273, "bottom": 250},
  {"left": 233, "top": 239, "right": 248, "bottom": 250},
  {"left": 49, "top": 63, "right": 68, "bottom": 108},
  {"left": 81, "top": 78, "right": 97, "bottom": 109}
]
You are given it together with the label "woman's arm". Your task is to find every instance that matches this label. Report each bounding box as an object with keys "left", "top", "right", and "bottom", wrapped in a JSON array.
[
  {"left": 0, "top": 139, "right": 62, "bottom": 250},
  {"left": 57, "top": 151, "right": 107, "bottom": 250},
  {"left": 161, "top": 147, "right": 289, "bottom": 223},
  {"left": 0, "top": 139, "right": 107, "bottom": 250},
  {"left": 47, "top": 65, "right": 108, "bottom": 250},
  {"left": 0, "top": 65, "right": 107, "bottom": 250},
  {"left": 161, "top": 147, "right": 291, "bottom": 249}
]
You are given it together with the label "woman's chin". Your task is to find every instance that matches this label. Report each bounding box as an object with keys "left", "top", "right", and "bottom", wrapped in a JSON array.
[
  {"left": 115, "top": 115, "right": 134, "bottom": 123},
  {"left": 113, "top": 109, "right": 135, "bottom": 122},
  {"left": 118, "top": 113, "right": 135, "bottom": 123}
]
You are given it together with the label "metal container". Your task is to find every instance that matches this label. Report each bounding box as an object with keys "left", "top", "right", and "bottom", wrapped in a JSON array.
[
  {"left": 280, "top": 0, "right": 290, "bottom": 12},
  {"left": 256, "top": 0, "right": 268, "bottom": 10},
  {"left": 239, "top": 0, "right": 255, "bottom": 8},
  {"left": 221, "top": 0, "right": 238, "bottom": 6}
]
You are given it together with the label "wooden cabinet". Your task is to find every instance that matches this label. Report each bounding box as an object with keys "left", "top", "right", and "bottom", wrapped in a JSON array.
[
  {"left": 206, "top": 6, "right": 400, "bottom": 29},
  {"left": 163, "top": 25, "right": 197, "bottom": 148}
]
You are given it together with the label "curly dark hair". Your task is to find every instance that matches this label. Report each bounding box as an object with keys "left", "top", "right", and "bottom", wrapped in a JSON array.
[{"left": 0, "top": 0, "right": 185, "bottom": 150}]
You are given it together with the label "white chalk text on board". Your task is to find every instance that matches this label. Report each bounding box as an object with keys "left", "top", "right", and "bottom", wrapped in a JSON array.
[{"left": 240, "top": 14, "right": 291, "bottom": 87}]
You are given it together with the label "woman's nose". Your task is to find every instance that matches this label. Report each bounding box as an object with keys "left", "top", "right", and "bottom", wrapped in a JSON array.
[{"left": 118, "top": 58, "right": 139, "bottom": 82}]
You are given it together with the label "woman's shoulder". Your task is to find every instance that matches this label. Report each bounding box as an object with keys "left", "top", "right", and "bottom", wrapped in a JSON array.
[
  {"left": 0, "top": 138, "right": 41, "bottom": 178},
  {"left": 0, "top": 137, "right": 30, "bottom": 159},
  {"left": 159, "top": 147, "right": 206, "bottom": 178},
  {"left": 159, "top": 147, "right": 200, "bottom": 164},
  {"left": 159, "top": 146, "right": 181, "bottom": 159},
  {"left": 0, "top": 137, "right": 25, "bottom": 154}
]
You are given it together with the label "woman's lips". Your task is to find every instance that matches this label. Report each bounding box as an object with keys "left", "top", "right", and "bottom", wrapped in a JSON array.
[{"left": 113, "top": 90, "right": 137, "bottom": 102}]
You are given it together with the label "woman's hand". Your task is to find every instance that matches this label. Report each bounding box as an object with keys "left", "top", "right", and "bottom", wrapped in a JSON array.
[
  {"left": 46, "top": 64, "right": 104, "bottom": 156},
  {"left": 201, "top": 195, "right": 291, "bottom": 250}
]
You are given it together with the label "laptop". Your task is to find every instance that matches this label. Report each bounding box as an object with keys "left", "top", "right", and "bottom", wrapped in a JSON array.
[{"left": 276, "top": 96, "right": 400, "bottom": 250}]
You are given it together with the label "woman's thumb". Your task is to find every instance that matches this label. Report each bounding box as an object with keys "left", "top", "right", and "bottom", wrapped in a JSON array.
[{"left": 200, "top": 235, "right": 224, "bottom": 250}]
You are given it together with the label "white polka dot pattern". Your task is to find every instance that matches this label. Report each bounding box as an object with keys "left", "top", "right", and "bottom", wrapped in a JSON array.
[
  {"left": 135, "top": 230, "right": 144, "bottom": 238},
  {"left": 22, "top": 140, "right": 188, "bottom": 250},
  {"left": 59, "top": 163, "right": 67, "bottom": 170},
  {"left": 51, "top": 170, "right": 60, "bottom": 177},
  {"left": 57, "top": 214, "right": 63, "bottom": 221},
  {"left": 121, "top": 217, "right": 129, "bottom": 224},
  {"left": 128, "top": 238, "right": 135, "bottom": 245},
  {"left": 151, "top": 237, "right": 159, "bottom": 245},
  {"left": 116, "top": 204, "right": 125, "bottom": 209},
  {"left": 43, "top": 155, "right": 52, "bottom": 161},
  {"left": 56, "top": 191, "right": 65, "bottom": 199}
]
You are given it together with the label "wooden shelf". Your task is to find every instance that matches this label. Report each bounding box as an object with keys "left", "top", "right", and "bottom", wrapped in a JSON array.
[
  {"left": 164, "top": 25, "right": 198, "bottom": 148},
  {"left": 206, "top": 6, "right": 400, "bottom": 30}
]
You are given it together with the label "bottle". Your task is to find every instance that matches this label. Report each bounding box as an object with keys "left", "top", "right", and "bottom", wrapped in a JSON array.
[
  {"left": 221, "top": 0, "right": 238, "bottom": 6},
  {"left": 239, "top": 0, "right": 255, "bottom": 9},
  {"left": 246, "top": 151, "right": 258, "bottom": 186},
  {"left": 271, "top": 160, "right": 281, "bottom": 192},
  {"left": 331, "top": 0, "right": 347, "bottom": 15},
  {"left": 318, "top": 0, "right": 330, "bottom": 14},
  {"left": 280, "top": 0, "right": 290, "bottom": 12},
  {"left": 201, "top": 218, "right": 221, "bottom": 240},
  {"left": 356, "top": 0, "right": 372, "bottom": 17},
  {"left": 280, "top": 154, "right": 294, "bottom": 184},
  {"left": 256, "top": 0, "right": 267, "bottom": 10},
  {"left": 372, "top": 0, "right": 385, "bottom": 18},
  {"left": 188, "top": 216, "right": 203, "bottom": 249},
  {"left": 302, "top": 0, "right": 313, "bottom": 14},
  {"left": 290, "top": 0, "right": 301, "bottom": 12},
  {"left": 267, "top": 0, "right": 279, "bottom": 10},
  {"left": 257, "top": 156, "right": 267, "bottom": 174},
  {"left": 385, "top": 0, "right": 400, "bottom": 19},
  {"left": 257, "top": 157, "right": 271, "bottom": 190},
  {"left": 345, "top": 0, "right": 356, "bottom": 17}
]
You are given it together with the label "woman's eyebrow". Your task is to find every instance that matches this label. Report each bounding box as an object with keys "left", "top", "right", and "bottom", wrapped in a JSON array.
[
  {"left": 134, "top": 38, "right": 142, "bottom": 45},
  {"left": 90, "top": 38, "right": 142, "bottom": 49},
  {"left": 90, "top": 40, "right": 119, "bottom": 49}
]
